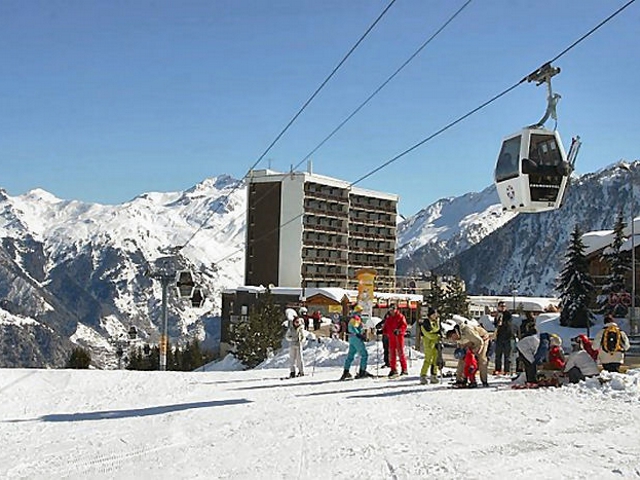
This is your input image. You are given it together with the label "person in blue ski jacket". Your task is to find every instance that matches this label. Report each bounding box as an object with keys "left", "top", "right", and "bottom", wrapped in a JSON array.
[{"left": 340, "top": 306, "right": 373, "bottom": 380}]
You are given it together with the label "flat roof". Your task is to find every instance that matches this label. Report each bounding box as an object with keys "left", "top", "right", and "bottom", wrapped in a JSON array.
[{"left": 248, "top": 169, "right": 398, "bottom": 202}]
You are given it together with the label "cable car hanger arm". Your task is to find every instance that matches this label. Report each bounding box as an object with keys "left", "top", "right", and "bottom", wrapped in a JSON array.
[{"left": 524, "top": 62, "right": 562, "bottom": 129}]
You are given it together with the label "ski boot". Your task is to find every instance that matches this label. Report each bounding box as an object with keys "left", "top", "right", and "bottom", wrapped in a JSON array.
[
  {"left": 430, "top": 375, "right": 440, "bottom": 384},
  {"left": 419, "top": 375, "right": 428, "bottom": 385},
  {"left": 339, "top": 370, "right": 352, "bottom": 381},
  {"left": 400, "top": 370, "right": 408, "bottom": 376},
  {"left": 289, "top": 371, "right": 296, "bottom": 379},
  {"left": 297, "top": 372, "right": 305, "bottom": 377},
  {"left": 355, "top": 369, "right": 373, "bottom": 379},
  {"left": 388, "top": 370, "right": 398, "bottom": 378}
]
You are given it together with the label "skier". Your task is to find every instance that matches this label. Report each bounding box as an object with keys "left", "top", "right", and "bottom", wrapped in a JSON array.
[
  {"left": 593, "top": 315, "right": 630, "bottom": 373},
  {"left": 516, "top": 332, "right": 561, "bottom": 385},
  {"left": 299, "top": 306, "right": 310, "bottom": 330},
  {"left": 574, "top": 333, "right": 598, "bottom": 361},
  {"left": 562, "top": 336, "right": 599, "bottom": 384},
  {"left": 285, "top": 308, "right": 305, "bottom": 378},
  {"left": 375, "top": 311, "right": 391, "bottom": 368},
  {"left": 382, "top": 304, "right": 408, "bottom": 377},
  {"left": 446, "top": 322, "right": 490, "bottom": 387},
  {"left": 339, "top": 305, "right": 373, "bottom": 380},
  {"left": 419, "top": 307, "right": 441, "bottom": 384},
  {"left": 493, "top": 301, "right": 515, "bottom": 375}
]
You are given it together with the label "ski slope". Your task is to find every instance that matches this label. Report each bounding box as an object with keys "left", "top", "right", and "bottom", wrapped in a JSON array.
[{"left": 1, "top": 339, "right": 639, "bottom": 479}]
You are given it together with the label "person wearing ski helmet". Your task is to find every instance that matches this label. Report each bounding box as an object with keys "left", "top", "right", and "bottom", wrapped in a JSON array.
[
  {"left": 285, "top": 308, "right": 305, "bottom": 378},
  {"left": 339, "top": 305, "right": 373, "bottom": 380}
]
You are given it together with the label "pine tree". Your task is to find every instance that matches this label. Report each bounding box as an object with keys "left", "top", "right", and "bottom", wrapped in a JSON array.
[
  {"left": 557, "top": 224, "right": 596, "bottom": 328},
  {"left": 442, "top": 277, "right": 469, "bottom": 318},
  {"left": 426, "top": 281, "right": 445, "bottom": 314},
  {"left": 66, "top": 347, "right": 91, "bottom": 369},
  {"left": 599, "top": 211, "right": 631, "bottom": 316},
  {"left": 231, "top": 289, "right": 285, "bottom": 369}
]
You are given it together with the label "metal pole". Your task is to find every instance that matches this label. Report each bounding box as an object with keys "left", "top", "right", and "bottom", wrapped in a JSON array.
[
  {"left": 632, "top": 205, "right": 636, "bottom": 334},
  {"left": 160, "top": 279, "right": 169, "bottom": 371}
]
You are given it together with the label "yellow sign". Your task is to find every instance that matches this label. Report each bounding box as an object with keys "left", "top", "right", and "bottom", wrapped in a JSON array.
[{"left": 355, "top": 268, "right": 376, "bottom": 320}]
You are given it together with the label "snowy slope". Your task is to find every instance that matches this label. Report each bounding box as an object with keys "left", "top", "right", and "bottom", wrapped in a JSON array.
[{"left": 1, "top": 335, "right": 639, "bottom": 479}]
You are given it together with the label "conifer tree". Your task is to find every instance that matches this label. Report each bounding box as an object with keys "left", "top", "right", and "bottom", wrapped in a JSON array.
[
  {"left": 231, "top": 289, "right": 285, "bottom": 368},
  {"left": 442, "top": 277, "right": 469, "bottom": 318},
  {"left": 426, "top": 280, "right": 445, "bottom": 314},
  {"left": 599, "top": 211, "right": 631, "bottom": 316},
  {"left": 557, "top": 224, "right": 595, "bottom": 328},
  {"left": 66, "top": 347, "right": 91, "bottom": 369}
]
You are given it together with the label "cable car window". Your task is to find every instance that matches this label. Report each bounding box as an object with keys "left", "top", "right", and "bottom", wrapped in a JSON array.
[
  {"left": 530, "top": 134, "right": 562, "bottom": 168},
  {"left": 495, "top": 136, "right": 521, "bottom": 182}
]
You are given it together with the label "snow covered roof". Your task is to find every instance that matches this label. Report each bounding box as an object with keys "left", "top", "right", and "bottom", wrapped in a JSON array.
[
  {"left": 582, "top": 230, "right": 615, "bottom": 256},
  {"left": 469, "top": 295, "right": 560, "bottom": 312},
  {"left": 223, "top": 286, "right": 423, "bottom": 303},
  {"left": 583, "top": 216, "right": 640, "bottom": 256}
]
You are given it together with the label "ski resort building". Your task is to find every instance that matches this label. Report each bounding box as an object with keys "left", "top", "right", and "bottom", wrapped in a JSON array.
[{"left": 245, "top": 168, "right": 398, "bottom": 291}]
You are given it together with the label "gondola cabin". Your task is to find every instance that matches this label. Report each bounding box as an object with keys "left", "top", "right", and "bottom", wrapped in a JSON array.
[{"left": 494, "top": 128, "right": 573, "bottom": 213}]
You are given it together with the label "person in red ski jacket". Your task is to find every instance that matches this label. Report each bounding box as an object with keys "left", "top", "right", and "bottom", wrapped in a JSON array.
[
  {"left": 382, "top": 304, "right": 408, "bottom": 377},
  {"left": 546, "top": 344, "right": 565, "bottom": 370},
  {"left": 463, "top": 347, "right": 478, "bottom": 385},
  {"left": 576, "top": 334, "right": 599, "bottom": 361}
]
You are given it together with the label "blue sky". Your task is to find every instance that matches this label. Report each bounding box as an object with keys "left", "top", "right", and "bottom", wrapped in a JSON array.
[{"left": 1, "top": 0, "right": 638, "bottom": 216}]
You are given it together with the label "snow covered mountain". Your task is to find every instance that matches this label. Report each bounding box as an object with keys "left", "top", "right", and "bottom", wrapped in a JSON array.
[
  {"left": 0, "top": 176, "right": 246, "bottom": 368},
  {"left": 396, "top": 184, "right": 516, "bottom": 270}
]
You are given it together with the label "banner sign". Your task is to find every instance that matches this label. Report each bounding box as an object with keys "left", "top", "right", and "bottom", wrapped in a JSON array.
[{"left": 355, "top": 268, "right": 376, "bottom": 323}]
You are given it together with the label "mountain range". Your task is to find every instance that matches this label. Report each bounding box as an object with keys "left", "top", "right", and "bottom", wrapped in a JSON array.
[{"left": 1, "top": 161, "right": 638, "bottom": 367}]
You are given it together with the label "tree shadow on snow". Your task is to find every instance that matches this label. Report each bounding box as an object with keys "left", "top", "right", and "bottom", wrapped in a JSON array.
[
  {"left": 4, "top": 398, "right": 252, "bottom": 423},
  {"left": 296, "top": 382, "right": 409, "bottom": 398}
]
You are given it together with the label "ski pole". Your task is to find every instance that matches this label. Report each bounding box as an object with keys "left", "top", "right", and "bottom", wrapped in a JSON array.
[
  {"left": 312, "top": 337, "right": 320, "bottom": 377},
  {"left": 376, "top": 333, "right": 380, "bottom": 377}
]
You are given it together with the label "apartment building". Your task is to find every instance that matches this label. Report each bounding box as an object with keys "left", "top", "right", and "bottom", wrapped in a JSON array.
[{"left": 245, "top": 168, "right": 398, "bottom": 291}]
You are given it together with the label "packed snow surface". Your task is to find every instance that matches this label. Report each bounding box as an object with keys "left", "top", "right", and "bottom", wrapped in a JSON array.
[{"left": 1, "top": 334, "right": 639, "bottom": 479}]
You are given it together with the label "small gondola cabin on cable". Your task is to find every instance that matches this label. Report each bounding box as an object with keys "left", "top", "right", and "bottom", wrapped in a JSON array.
[{"left": 494, "top": 127, "right": 576, "bottom": 213}]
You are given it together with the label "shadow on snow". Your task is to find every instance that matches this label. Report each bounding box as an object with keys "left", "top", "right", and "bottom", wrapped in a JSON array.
[{"left": 4, "top": 398, "right": 252, "bottom": 423}]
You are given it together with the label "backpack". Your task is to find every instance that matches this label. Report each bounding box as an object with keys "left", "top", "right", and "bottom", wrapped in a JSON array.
[{"left": 601, "top": 325, "right": 623, "bottom": 353}]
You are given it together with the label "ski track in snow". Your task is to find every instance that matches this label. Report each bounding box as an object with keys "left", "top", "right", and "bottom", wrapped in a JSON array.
[{"left": 1, "top": 366, "right": 640, "bottom": 479}]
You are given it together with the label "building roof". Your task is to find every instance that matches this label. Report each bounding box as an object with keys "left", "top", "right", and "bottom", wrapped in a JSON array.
[
  {"left": 469, "top": 295, "right": 560, "bottom": 312},
  {"left": 223, "top": 286, "right": 423, "bottom": 303},
  {"left": 248, "top": 169, "right": 398, "bottom": 202}
]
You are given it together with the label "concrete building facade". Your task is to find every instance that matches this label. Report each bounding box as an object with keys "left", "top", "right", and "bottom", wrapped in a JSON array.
[{"left": 245, "top": 169, "right": 398, "bottom": 291}]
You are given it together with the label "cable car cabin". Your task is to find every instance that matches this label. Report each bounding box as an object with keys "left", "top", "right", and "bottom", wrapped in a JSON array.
[{"left": 494, "top": 128, "right": 572, "bottom": 213}]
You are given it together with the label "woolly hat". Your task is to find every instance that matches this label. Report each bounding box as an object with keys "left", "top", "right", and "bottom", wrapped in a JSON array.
[
  {"left": 285, "top": 308, "right": 298, "bottom": 321},
  {"left": 354, "top": 304, "right": 364, "bottom": 312},
  {"left": 427, "top": 307, "right": 437, "bottom": 317}
]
